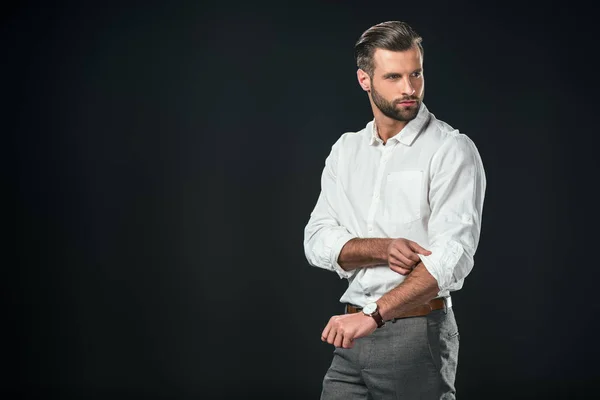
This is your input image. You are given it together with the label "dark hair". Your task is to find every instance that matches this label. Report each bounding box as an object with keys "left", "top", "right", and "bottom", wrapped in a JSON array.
[{"left": 354, "top": 21, "right": 423, "bottom": 77}]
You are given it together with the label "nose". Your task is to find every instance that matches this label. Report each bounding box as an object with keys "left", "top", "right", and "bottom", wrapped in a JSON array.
[{"left": 399, "top": 77, "right": 415, "bottom": 96}]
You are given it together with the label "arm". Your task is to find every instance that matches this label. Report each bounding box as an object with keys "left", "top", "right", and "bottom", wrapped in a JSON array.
[
  {"left": 377, "top": 262, "right": 439, "bottom": 320},
  {"left": 378, "top": 134, "right": 486, "bottom": 319},
  {"left": 337, "top": 238, "right": 391, "bottom": 271},
  {"left": 339, "top": 237, "right": 432, "bottom": 273},
  {"left": 321, "top": 260, "right": 439, "bottom": 349},
  {"left": 303, "top": 140, "right": 357, "bottom": 279}
]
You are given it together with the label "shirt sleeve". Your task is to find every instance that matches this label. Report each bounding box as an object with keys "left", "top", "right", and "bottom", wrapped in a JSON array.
[
  {"left": 303, "top": 140, "right": 357, "bottom": 279},
  {"left": 418, "top": 134, "right": 487, "bottom": 292}
]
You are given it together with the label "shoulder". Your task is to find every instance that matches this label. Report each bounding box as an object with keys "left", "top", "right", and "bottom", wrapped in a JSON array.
[
  {"left": 330, "top": 122, "right": 371, "bottom": 152},
  {"left": 424, "top": 114, "right": 482, "bottom": 160}
]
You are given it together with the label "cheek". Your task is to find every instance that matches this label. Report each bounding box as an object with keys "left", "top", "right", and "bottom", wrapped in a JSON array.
[
  {"left": 379, "top": 83, "right": 397, "bottom": 97},
  {"left": 418, "top": 79, "right": 425, "bottom": 91},
  {"left": 415, "top": 80, "right": 425, "bottom": 96}
]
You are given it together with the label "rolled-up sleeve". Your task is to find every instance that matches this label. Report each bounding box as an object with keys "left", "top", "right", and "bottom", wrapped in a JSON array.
[
  {"left": 304, "top": 141, "right": 356, "bottom": 279},
  {"left": 419, "top": 134, "right": 486, "bottom": 292}
]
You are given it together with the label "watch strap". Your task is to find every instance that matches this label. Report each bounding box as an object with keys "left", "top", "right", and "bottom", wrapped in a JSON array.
[{"left": 371, "top": 309, "right": 384, "bottom": 328}]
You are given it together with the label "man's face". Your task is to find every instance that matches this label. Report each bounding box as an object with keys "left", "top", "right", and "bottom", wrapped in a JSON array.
[{"left": 369, "top": 46, "right": 424, "bottom": 122}]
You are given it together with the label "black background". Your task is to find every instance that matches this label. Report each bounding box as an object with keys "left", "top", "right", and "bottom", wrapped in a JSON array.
[{"left": 5, "top": 0, "right": 599, "bottom": 399}]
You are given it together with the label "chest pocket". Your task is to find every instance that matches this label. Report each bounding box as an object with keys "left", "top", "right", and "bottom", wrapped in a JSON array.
[{"left": 384, "top": 170, "right": 423, "bottom": 224}]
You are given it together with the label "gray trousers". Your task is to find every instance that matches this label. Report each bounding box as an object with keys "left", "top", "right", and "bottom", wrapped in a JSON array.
[{"left": 321, "top": 307, "right": 459, "bottom": 400}]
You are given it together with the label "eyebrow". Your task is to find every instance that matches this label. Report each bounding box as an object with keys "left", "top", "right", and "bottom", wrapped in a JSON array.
[{"left": 382, "top": 68, "right": 423, "bottom": 78}]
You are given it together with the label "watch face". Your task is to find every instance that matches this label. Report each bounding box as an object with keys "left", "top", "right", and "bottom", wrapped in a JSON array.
[{"left": 363, "top": 303, "right": 377, "bottom": 315}]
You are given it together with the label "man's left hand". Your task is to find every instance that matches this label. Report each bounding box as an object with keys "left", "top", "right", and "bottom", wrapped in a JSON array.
[{"left": 321, "top": 312, "right": 378, "bottom": 349}]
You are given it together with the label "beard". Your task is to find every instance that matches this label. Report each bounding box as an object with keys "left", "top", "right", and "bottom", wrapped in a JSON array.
[{"left": 371, "top": 82, "right": 421, "bottom": 122}]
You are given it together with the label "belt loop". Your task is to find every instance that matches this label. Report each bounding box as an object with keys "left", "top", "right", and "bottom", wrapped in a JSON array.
[
  {"left": 443, "top": 297, "right": 448, "bottom": 314},
  {"left": 344, "top": 304, "right": 349, "bottom": 314}
]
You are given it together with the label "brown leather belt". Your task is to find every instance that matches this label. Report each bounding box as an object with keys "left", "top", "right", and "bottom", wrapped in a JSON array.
[{"left": 345, "top": 297, "right": 447, "bottom": 321}]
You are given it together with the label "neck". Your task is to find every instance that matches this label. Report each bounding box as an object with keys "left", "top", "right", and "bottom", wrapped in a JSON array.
[{"left": 372, "top": 109, "right": 408, "bottom": 144}]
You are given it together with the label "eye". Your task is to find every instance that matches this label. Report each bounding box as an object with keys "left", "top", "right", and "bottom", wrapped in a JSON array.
[
  {"left": 412, "top": 71, "right": 422, "bottom": 78},
  {"left": 387, "top": 74, "right": 400, "bottom": 80}
]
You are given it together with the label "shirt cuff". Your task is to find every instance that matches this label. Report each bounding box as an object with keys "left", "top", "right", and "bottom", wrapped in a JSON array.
[
  {"left": 330, "top": 233, "right": 356, "bottom": 279},
  {"left": 418, "top": 239, "right": 464, "bottom": 292}
]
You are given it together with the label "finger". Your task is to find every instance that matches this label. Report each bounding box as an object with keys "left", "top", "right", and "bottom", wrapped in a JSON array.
[
  {"left": 325, "top": 317, "right": 339, "bottom": 344},
  {"left": 342, "top": 335, "right": 354, "bottom": 349},
  {"left": 326, "top": 330, "right": 336, "bottom": 344},
  {"left": 321, "top": 320, "right": 333, "bottom": 341},
  {"left": 333, "top": 330, "right": 344, "bottom": 348},
  {"left": 321, "top": 327, "right": 328, "bottom": 341},
  {"left": 390, "top": 248, "right": 415, "bottom": 266},
  {"left": 389, "top": 259, "right": 411, "bottom": 271},
  {"left": 389, "top": 264, "right": 412, "bottom": 275},
  {"left": 406, "top": 249, "right": 422, "bottom": 264},
  {"left": 392, "top": 242, "right": 421, "bottom": 263},
  {"left": 409, "top": 240, "right": 432, "bottom": 255},
  {"left": 391, "top": 267, "right": 411, "bottom": 275}
]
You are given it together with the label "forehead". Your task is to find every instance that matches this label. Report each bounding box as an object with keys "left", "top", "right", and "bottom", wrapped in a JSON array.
[{"left": 372, "top": 47, "right": 423, "bottom": 74}]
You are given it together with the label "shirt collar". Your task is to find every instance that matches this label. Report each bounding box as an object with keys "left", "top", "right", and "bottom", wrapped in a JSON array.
[{"left": 369, "top": 102, "right": 431, "bottom": 146}]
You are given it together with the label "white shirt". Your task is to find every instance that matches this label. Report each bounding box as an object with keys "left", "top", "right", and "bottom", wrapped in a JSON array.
[{"left": 303, "top": 102, "right": 486, "bottom": 307}]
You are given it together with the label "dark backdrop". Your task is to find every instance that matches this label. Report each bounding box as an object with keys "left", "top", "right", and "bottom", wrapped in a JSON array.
[{"left": 5, "top": 1, "right": 599, "bottom": 399}]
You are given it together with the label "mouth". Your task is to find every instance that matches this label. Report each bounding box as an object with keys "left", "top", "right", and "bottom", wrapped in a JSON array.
[{"left": 397, "top": 100, "right": 417, "bottom": 107}]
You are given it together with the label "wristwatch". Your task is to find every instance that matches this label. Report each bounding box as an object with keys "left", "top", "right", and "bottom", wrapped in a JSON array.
[{"left": 362, "top": 302, "right": 384, "bottom": 328}]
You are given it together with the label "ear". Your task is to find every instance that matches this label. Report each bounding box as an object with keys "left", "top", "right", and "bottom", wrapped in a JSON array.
[{"left": 357, "top": 69, "right": 371, "bottom": 92}]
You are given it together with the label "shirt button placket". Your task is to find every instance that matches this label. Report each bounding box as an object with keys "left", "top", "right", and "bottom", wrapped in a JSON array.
[{"left": 367, "top": 144, "right": 393, "bottom": 235}]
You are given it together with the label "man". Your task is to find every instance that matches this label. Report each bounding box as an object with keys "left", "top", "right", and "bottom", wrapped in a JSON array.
[{"left": 303, "top": 21, "right": 486, "bottom": 399}]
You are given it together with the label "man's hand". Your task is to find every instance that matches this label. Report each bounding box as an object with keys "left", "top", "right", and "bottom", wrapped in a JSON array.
[
  {"left": 321, "top": 313, "right": 378, "bottom": 349},
  {"left": 387, "top": 238, "right": 432, "bottom": 275}
]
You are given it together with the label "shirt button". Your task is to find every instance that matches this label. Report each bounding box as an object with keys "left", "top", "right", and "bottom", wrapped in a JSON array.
[{"left": 365, "top": 292, "right": 371, "bottom": 297}]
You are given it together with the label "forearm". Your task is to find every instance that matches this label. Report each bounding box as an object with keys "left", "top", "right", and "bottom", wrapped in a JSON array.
[
  {"left": 338, "top": 238, "right": 392, "bottom": 271},
  {"left": 376, "top": 263, "right": 440, "bottom": 321}
]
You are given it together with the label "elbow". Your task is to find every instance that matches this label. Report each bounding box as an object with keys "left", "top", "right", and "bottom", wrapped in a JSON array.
[
  {"left": 303, "top": 241, "right": 317, "bottom": 268},
  {"left": 303, "top": 229, "right": 324, "bottom": 269},
  {"left": 422, "top": 239, "right": 475, "bottom": 292},
  {"left": 303, "top": 227, "right": 317, "bottom": 266}
]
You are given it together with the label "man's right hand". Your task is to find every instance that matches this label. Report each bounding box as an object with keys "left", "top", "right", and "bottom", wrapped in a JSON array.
[{"left": 387, "top": 238, "right": 432, "bottom": 275}]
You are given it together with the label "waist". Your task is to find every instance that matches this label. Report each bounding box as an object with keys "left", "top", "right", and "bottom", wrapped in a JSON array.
[{"left": 345, "top": 296, "right": 451, "bottom": 321}]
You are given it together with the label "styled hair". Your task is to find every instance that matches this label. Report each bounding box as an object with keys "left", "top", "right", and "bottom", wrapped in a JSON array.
[{"left": 354, "top": 21, "right": 423, "bottom": 77}]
